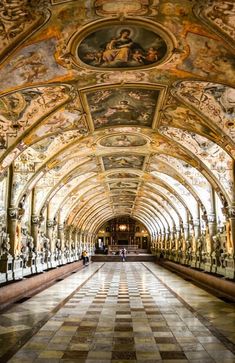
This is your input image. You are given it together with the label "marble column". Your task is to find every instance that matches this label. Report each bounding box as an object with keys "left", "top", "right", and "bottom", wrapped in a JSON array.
[
  {"left": 30, "top": 215, "right": 43, "bottom": 273},
  {"left": 225, "top": 206, "right": 235, "bottom": 279},
  {"left": 46, "top": 219, "right": 55, "bottom": 268},
  {"left": 7, "top": 208, "right": 23, "bottom": 279},
  {"left": 208, "top": 187, "right": 217, "bottom": 244}
]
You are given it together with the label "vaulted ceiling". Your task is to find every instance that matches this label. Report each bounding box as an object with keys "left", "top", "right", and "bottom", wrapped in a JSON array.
[{"left": 0, "top": 0, "right": 234, "bottom": 236}]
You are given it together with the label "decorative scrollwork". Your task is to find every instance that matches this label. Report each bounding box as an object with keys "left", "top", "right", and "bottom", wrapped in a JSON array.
[
  {"left": 46, "top": 220, "right": 54, "bottom": 228},
  {"left": 0, "top": 0, "right": 51, "bottom": 62},
  {"left": 8, "top": 207, "right": 18, "bottom": 219},
  {"left": 31, "top": 215, "right": 40, "bottom": 225}
]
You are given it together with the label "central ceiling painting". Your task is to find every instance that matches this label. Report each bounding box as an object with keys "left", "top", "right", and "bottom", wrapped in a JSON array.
[
  {"left": 76, "top": 24, "right": 167, "bottom": 69},
  {"left": 84, "top": 87, "right": 160, "bottom": 129}
]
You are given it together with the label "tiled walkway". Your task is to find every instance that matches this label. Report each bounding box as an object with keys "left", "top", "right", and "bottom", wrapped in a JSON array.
[{"left": 1, "top": 262, "right": 235, "bottom": 363}]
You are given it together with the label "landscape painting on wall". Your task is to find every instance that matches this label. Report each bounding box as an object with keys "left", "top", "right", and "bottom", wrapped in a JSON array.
[
  {"left": 77, "top": 24, "right": 167, "bottom": 68},
  {"left": 86, "top": 88, "right": 159, "bottom": 129}
]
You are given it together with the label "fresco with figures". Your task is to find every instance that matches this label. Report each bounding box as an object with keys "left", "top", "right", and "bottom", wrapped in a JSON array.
[
  {"left": 77, "top": 24, "right": 168, "bottom": 69},
  {"left": 86, "top": 88, "right": 160, "bottom": 129}
]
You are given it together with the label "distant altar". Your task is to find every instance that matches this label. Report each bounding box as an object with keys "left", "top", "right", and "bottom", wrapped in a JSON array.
[{"left": 108, "top": 245, "right": 139, "bottom": 255}]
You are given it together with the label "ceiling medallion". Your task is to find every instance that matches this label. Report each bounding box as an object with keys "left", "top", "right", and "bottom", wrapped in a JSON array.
[{"left": 69, "top": 18, "right": 175, "bottom": 71}]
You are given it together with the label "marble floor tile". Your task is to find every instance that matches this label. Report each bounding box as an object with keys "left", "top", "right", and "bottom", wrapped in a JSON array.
[{"left": 1, "top": 262, "right": 234, "bottom": 363}]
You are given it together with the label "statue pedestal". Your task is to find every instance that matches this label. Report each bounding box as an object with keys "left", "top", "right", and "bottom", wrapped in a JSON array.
[
  {"left": 56, "top": 250, "right": 63, "bottom": 266},
  {"left": 60, "top": 251, "right": 67, "bottom": 265},
  {"left": 225, "top": 257, "right": 235, "bottom": 279},
  {"left": 204, "top": 255, "right": 212, "bottom": 273},
  {"left": 12, "top": 257, "right": 23, "bottom": 280},
  {"left": 35, "top": 253, "right": 44, "bottom": 273},
  {"left": 44, "top": 251, "right": 52, "bottom": 270},
  {"left": 216, "top": 265, "right": 226, "bottom": 277},
  {"left": 0, "top": 254, "right": 13, "bottom": 282},
  {"left": 190, "top": 253, "right": 197, "bottom": 268},
  {"left": 169, "top": 252, "right": 175, "bottom": 261},
  {"left": 26, "top": 252, "right": 37, "bottom": 274},
  {"left": 50, "top": 251, "right": 58, "bottom": 268}
]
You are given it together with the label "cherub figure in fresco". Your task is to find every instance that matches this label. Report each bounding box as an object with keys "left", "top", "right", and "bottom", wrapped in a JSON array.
[
  {"left": 145, "top": 47, "right": 158, "bottom": 62},
  {"left": 11, "top": 51, "right": 47, "bottom": 83},
  {"left": 132, "top": 50, "right": 145, "bottom": 64}
]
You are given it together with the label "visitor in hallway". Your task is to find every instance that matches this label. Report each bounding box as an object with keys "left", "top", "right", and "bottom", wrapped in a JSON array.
[
  {"left": 120, "top": 247, "right": 127, "bottom": 262},
  {"left": 82, "top": 250, "right": 88, "bottom": 266}
]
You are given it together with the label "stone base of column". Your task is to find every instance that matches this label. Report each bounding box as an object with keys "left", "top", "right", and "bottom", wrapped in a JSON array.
[
  {"left": 50, "top": 252, "right": 58, "bottom": 268},
  {"left": 56, "top": 251, "right": 63, "bottom": 266},
  {"left": 0, "top": 254, "right": 13, "bottom": 282},
  {"left": 216, "top": 265, "right": 226, "bottom": 277},
  {"left": 204, "top": 256, "right": 212, "bottom": 273},
  {"left": 44, "top": 252, "right": 52, "bottom": 269},
  {"left": 12, "top": 257, "right": 23, "bottom": 280},
  {"left": 60, "top": 251, "right": 68, "bottom": 265},
  {"left": 26, "top": 253, "right": 37, "bottom": 274},
  {"left": 211, "top": 263, "right": 217, "bottom": 274},
  {"left": 35, "top": 253, "right": 44, "bottom": 273},
  {"left": 190, "top": 254, "right": 197, "bottom": 268},
  {"left": 225, "top": 257, "right": 235, "bottom": 279},
  {"left": 169, "top": 253, "right": 175, "bottom": 261}
]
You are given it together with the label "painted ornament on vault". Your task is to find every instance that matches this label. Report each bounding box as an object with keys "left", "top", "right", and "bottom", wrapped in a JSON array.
[{"left": 77, "top": 24, "right": 167, "bottom": 69}]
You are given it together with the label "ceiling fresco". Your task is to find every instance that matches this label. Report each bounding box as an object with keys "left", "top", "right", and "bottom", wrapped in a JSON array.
[
  {"left": 83, "top": 86, "right": 162, "bottom": 129},
  {"left": 0, "top": 0, "right": 234, "bottom": 237},
  {"left": 76, "top": 23, "right": 168, "bottom": 69},
  {"left": 99, "top": 134, "right": 147, "bottom": 147}
]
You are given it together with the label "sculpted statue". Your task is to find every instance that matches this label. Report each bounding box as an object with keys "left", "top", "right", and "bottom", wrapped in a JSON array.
[
  {"left": 212, "top": 233, "right": 223, "bottom": 266},
  {"left": 0, "top": 233, "right": 10, "bottom": 255}
]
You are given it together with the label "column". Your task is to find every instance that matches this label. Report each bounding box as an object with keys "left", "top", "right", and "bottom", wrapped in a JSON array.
[
  {"left": 31, "top": 215, "right": 40, "bottom": 250},
  {"left": 7, "top": 208, "right": 22, "bottom": 280},
  {"left": 45, "top": 219, "right": 55, "bottom": 268},
  {"left": 208, "top": 187, "right": 217, "bottom": 245},
  {"left": 31, "top": 215, "right": 43, "bottom": 272},
  {"left": 58, "top": 223, "right": 65, "bottom": 264},
  {"left": 225, "top": 206, "right": 235, "bottom": 279}
]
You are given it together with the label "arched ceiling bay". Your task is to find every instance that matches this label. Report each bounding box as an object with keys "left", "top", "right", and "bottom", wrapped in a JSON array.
[{"left": 0, "top": 0, "right": 234, "bottom": 236}]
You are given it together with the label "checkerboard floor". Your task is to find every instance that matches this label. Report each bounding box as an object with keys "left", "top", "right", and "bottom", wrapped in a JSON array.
[{"left": 1, "top": 262, "right": 235, "bottom": 363}]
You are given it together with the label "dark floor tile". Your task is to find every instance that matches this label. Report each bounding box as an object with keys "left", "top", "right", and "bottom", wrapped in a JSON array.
[
  {"left": 77, "top": 326, "right": 96, "bottom": 331},
  {"left": 114, "top": 325, "right": 133, "bottom": 331},
  {"left": 112, "top": 351, "right": 137, "bottom": 360},
  {"left": 160, "top": 351, "right": 186, "bottom": 359},
  {"left": 63, "top": 322, "right": 80, "bottom": 326},
  {"left": 62, "top": 350, "right": 88, "bottom": 359},
  {"left": 146, "top": 311, "right": 161, "bottom": 315},
  {"left": 114, "top": 337, "right": 134, "bottom": 344},
  {"left": 151, "top": 326, "right": 170, "bottom": 332},
  {"left": 155, "top": 337, "right": 176, "bottom": 343}
]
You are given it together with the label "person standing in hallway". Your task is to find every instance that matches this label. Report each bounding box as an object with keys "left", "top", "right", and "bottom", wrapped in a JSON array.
[
  {"left": 82, "top": 250, "right": 88, "bottom": 266},
  {"left": 121, "top": 247, "right": 127, "bottom": 262}
]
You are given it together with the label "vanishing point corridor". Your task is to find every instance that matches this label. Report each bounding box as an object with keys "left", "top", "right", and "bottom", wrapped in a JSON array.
[{"left": 1, "top": 262, "right": 235, "bottom": 363}]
